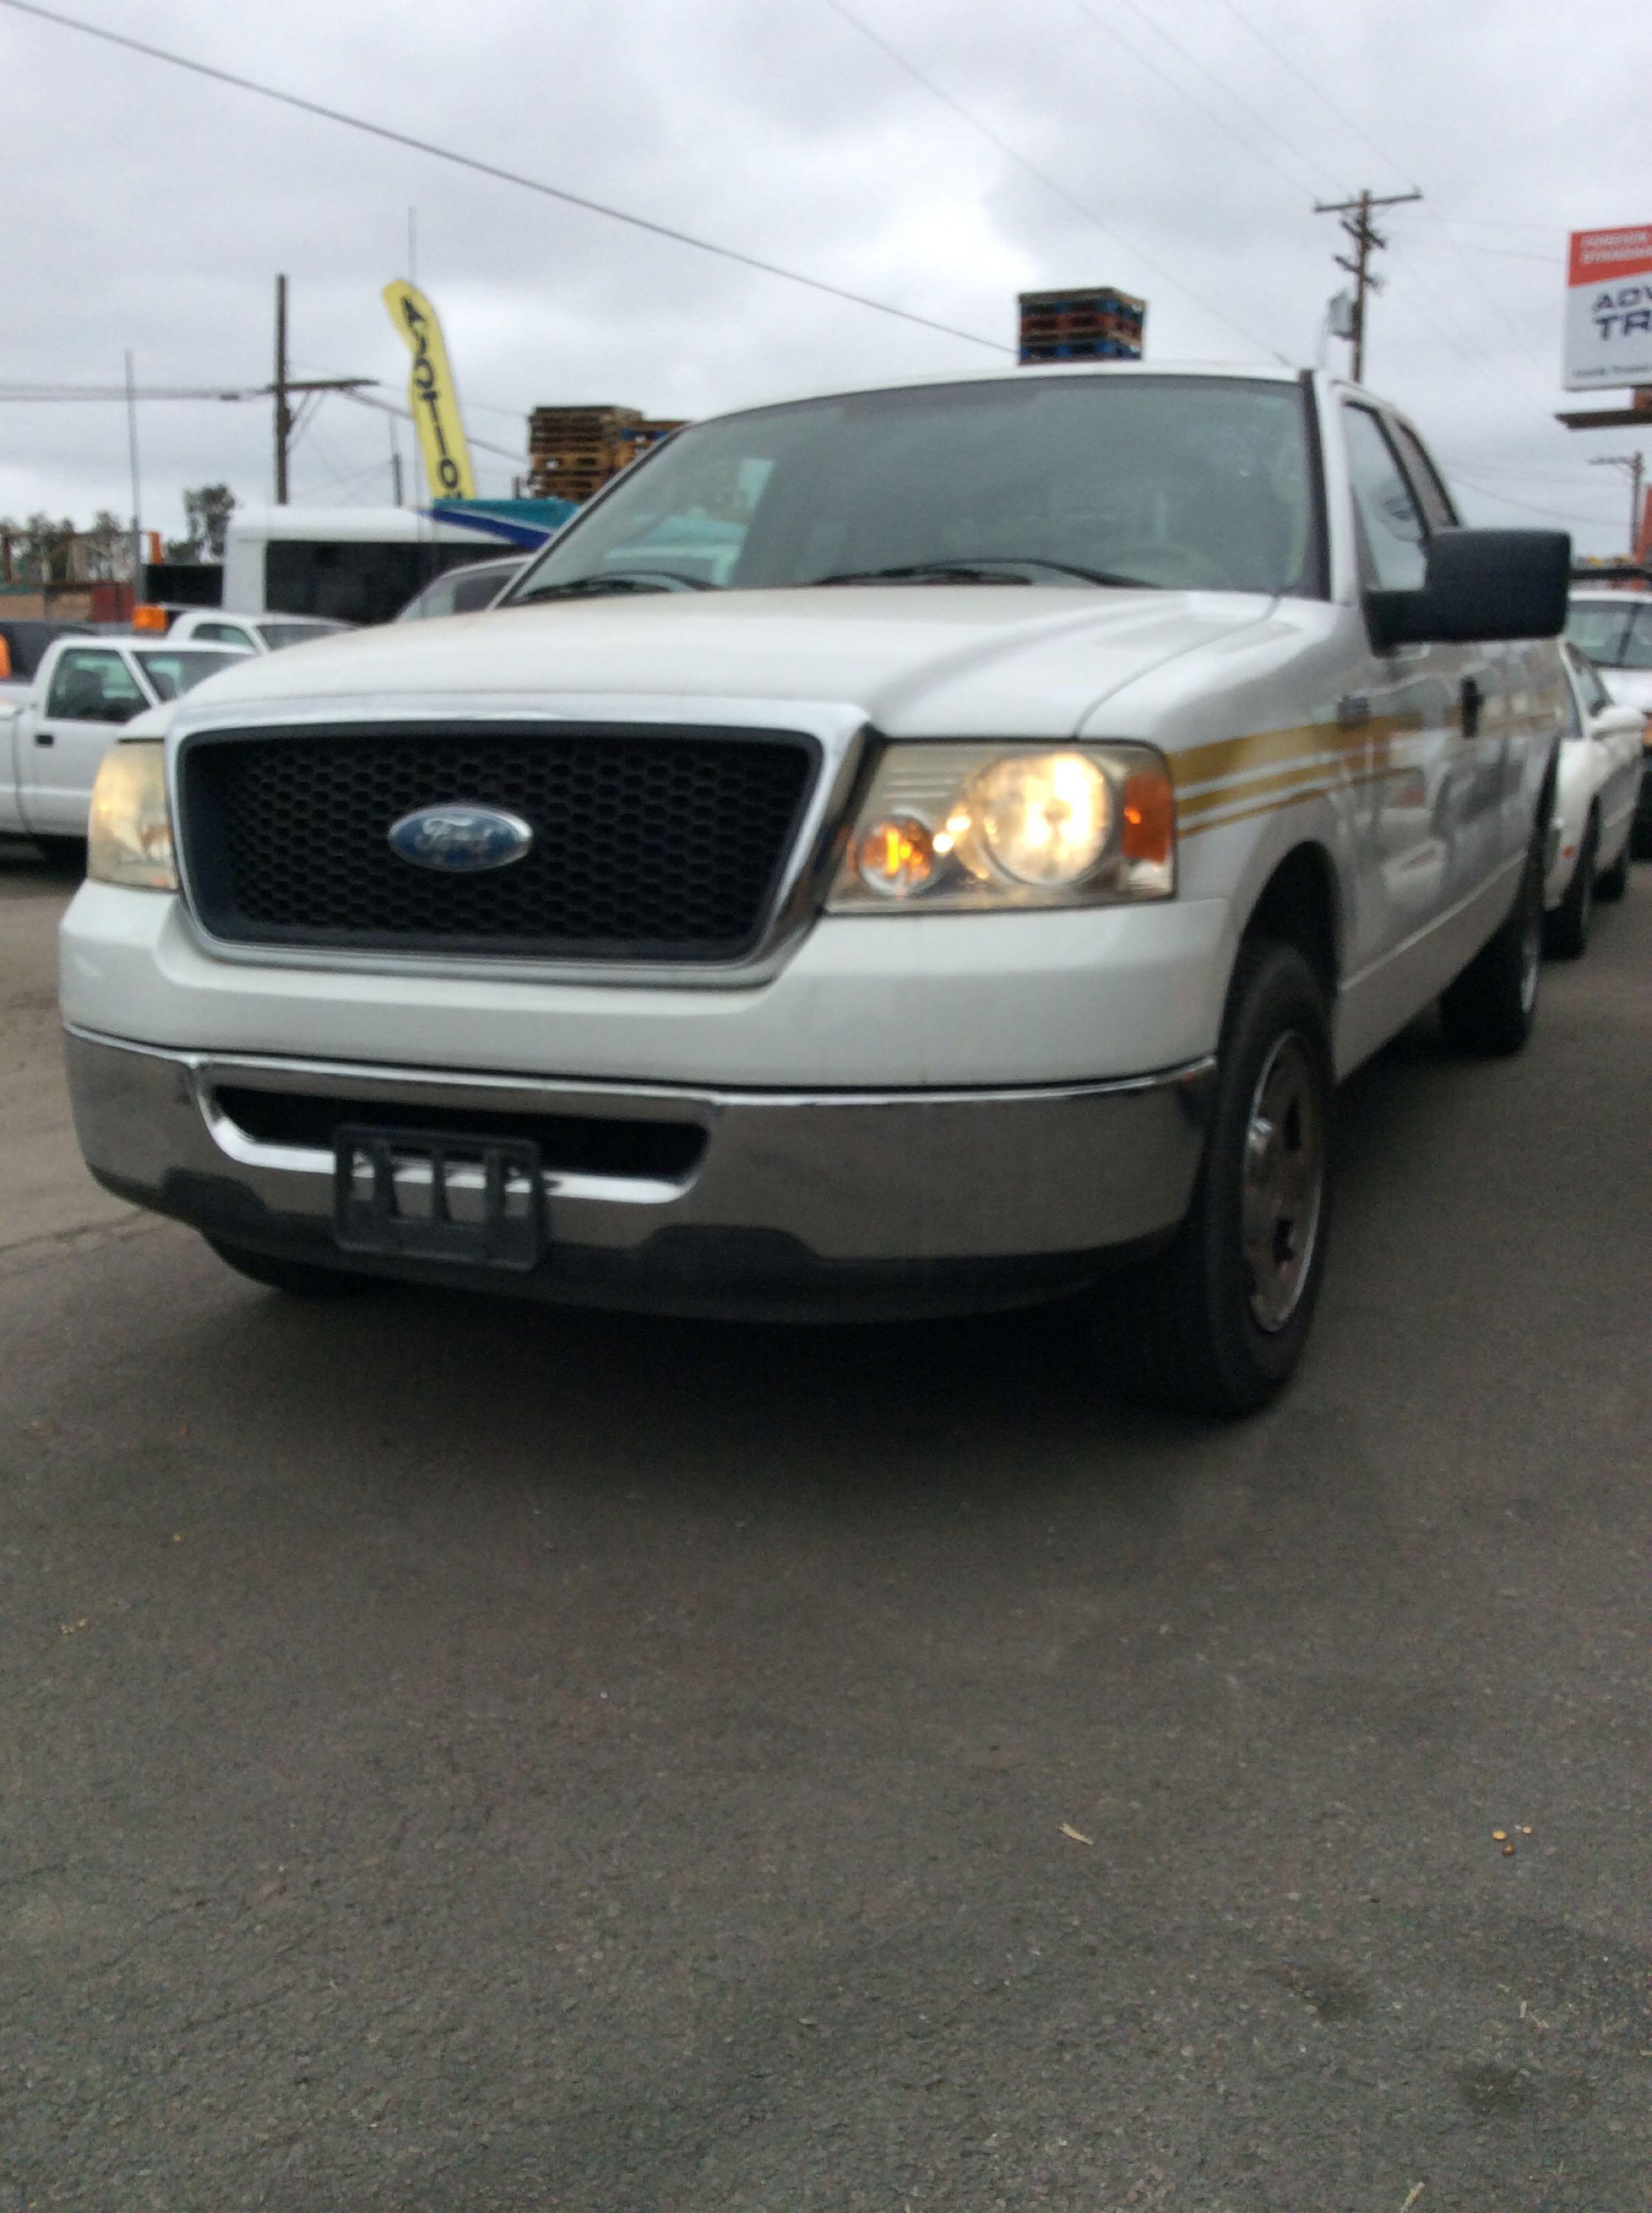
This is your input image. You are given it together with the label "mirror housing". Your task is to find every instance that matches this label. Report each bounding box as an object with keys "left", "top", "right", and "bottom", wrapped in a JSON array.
[{"left": 1366, "top": 527, "right": 1571, "bottom": 651}]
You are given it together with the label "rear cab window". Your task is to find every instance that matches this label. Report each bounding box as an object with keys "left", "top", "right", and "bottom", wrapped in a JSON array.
[{"left": 46, "top": 648, "right": 148, "bottom": 724}]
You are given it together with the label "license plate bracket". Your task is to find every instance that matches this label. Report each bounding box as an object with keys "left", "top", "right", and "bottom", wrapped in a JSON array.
[{"left": 333, "top": 1125, "right": 545, "bottom": 1270}]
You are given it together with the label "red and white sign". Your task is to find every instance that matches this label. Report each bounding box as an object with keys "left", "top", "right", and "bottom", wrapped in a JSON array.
[{"left": 1564, "top": 224, "right": 1652, "bottom": 391}]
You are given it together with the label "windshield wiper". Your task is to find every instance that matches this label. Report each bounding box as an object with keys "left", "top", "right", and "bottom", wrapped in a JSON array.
[
  {"left": 810, "top": 556, "right": 1159, "bottom": 589},
  {"left": 813, "top": 561, "right": 1031, "bottom": 586},
  {"left": 513, "top": 569, "right": 712, "bottom": 603}
]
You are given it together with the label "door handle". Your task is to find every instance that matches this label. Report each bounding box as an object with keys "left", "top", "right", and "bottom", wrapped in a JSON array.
[
  {"left": 1460, "top": 679, "right": 1484, "bottom": 739},
  {"left": 34, "top": 730, "right": 55, "bottom": 747}
]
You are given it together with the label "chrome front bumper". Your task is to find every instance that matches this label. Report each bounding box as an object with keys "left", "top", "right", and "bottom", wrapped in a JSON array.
[{"left": 64, "top": 1028, "right": 1212, "bottom": 1317}]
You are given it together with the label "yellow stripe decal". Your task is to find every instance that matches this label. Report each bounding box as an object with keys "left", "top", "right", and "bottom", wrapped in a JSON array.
[{"left": 1181, "top": 763, "right": 1401, "bottom": 838}]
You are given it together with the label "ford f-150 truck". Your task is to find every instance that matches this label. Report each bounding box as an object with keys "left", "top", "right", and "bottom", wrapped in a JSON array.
[{"left": 60, "top": 363, "right": 1569, "bottom": 1413}]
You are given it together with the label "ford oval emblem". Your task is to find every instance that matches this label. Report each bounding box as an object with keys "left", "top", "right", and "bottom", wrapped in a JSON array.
[{"left": 388, "top": 804, "right": 535, "bottom": 873}]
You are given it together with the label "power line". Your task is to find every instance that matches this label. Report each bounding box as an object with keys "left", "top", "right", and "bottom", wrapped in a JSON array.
[
  {"left": 339, "top": 388, "right": 527, "bottom": 466},
  {"left": 1450, "top": 476, "right": 1621, "bottom": 527},
  {"left": 0, "top": 0, "right": 1007, "bottom": 357},
  {"left": 1207, "top": 0, "right": 1546, "bottom": 373},
  {"left": 1094, "top": 0, "right": 1333, "bottom": 196},
  {"left": 1207, "top": 0, "right": 1417, "bottom": 188},
  {"left": 0, "top": 381, "right": 277, "bottom": 401},
  {"left": 1065, "top": 0, "right": 1319, "bottom": 201},
  {"left": 819, "top": 0, "right": 1288, "bottom": 361},
  {"left": 1408, "top": 241, "right": 1562, "bottom": 267}
]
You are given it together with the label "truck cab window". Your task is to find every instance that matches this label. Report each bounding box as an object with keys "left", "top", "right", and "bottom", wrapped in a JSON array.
[
  {"left": 46, "top": 648, "right": 145, "bottom": 724},
  {"left": 1389, "top": 421, "right": 1459, "bottom": 531},
  {"left": 1344, "top": 405, "right": 1428, "bottom": 592}
]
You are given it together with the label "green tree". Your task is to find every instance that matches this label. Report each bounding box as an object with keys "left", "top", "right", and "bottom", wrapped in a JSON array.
[
  {"left": 178, "top": 483, "right": 237, "bottom": 561},
  {"left": 84, "top": 510, "right": 131, "bottom": 581},
  {"left": 14, "top": 514, "right": 75, "bottom": 584}
]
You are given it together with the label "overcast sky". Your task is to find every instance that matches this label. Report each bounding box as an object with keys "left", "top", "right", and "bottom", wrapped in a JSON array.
[{"left": 1, "top": 0, "right": 1646, "bottom": 554}]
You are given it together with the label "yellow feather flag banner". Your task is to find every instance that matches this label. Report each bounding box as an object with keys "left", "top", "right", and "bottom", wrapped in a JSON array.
[{"left": 382, "top": 279, "right": 476, "bottom": 499}]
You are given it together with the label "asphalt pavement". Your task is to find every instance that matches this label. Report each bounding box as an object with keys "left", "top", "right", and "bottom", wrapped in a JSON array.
[{"left": 3, "top": 836, "right": 1650, "bottom": 2212}]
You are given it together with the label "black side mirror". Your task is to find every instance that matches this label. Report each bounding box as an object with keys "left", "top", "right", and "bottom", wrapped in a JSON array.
[{"left": 1367, "top": 527, "right": 1571, "bottom": 651}]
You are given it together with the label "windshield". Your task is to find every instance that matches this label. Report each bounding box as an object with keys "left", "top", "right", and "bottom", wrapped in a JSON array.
[
  {"left": 1565, "top": 599, "right": 1652, "bottom": 669},
  {"left": 256, "top": 621, "right": 344, "bottom": 651},
  {"left": 136, "top": 649, "right": 247, "bottom": 700},
  {"left": 507, "top": 375, "right": 1319, "bottom": 601}
]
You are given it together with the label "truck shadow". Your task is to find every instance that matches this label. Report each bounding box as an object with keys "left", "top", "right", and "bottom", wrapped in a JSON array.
[{"left": 147, "top": 1015, "right": 1487, "bottom": 1560}]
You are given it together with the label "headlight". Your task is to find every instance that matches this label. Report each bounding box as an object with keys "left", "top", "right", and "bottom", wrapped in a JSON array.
[
  {"left": 829, "top": 741, "right": 1173, "bottom": 911},
  {"left": 87, "top": 741, "right": 177, "bottom": 890}
]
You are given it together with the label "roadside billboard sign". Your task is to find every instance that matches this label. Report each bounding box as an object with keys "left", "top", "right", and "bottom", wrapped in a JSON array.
[{"left": 1564, "top": 225, "right": 1652, "bottom": 392}]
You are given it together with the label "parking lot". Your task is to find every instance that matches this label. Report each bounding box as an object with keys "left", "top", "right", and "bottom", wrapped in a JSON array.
[{"left": 4, "top": 838, "right": 1651, "bottom": 2209}]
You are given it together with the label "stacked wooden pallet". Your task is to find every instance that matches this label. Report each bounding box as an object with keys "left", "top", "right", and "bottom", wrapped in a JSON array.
[
  {"left": 526, "top": 406, "right": 685, "bottom": 503},
  {"left": 1017, "top": 288, "right": 1146, "bottom": 365}
]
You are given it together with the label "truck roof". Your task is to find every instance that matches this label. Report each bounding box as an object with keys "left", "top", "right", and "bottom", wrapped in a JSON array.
[{"left": 699, "top": 357, "right": 1310, "bottom": 423}]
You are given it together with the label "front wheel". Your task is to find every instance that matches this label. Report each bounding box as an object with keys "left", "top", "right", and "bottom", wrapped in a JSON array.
[
  {"left": 1439, "top": 842, "right": 1543, "bottom": 1056},
  {"left": 1096, "top": 939, "right": 1333, "bottom": 1417},
  {"left": 1595, "top": 824, "right": 1631, "bottom": 902}
]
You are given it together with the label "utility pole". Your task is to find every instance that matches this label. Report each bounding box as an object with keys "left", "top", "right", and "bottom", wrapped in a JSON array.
[
  {"left": 123, "top": 350, "right": 142, "bottom": 589},
  {"left": 1313, "top": 188, "right": 1423, "bottom": 383},
  {"left": 274, "top": 274, "right": 292, "bottom": 503},
  {"left": 1589, "top": 451, "right": 1645, "bottom": 554},
  {"left": 271, "top": 274, "right": 376, "bottom": 503}
]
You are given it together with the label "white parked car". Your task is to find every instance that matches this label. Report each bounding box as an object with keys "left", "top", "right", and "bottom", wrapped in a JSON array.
[
  {"left": 1543, "top": 645, "right": 1642, "bottom": 955},
  {"left": 164, "top": 608, "right": 353, "bottom": 654},
  {"left": 62, "top": 363, "right": 1571, "bottom": 1413},
  {"left": 1564, "top": 588, "right": 1652, "bottom": 855},
  {"left": 2, "top": 635, "right": 246, "bottom": 854}
]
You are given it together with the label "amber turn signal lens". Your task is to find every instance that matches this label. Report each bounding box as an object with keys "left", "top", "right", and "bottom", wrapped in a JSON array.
[
  {"left": 856, "top": 815, "right": 935, "bottom": 897},
  {"left": 1120, "top": 768, "right": 1174, "bottom": 867}
]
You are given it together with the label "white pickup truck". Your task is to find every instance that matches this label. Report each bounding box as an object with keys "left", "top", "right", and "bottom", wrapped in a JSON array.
[
  {"left": 60, "top": 363, "right": 1569, "bottom": 1413},
  {"left": 2, "top": 633, "right": 244, "bottom": 855}
]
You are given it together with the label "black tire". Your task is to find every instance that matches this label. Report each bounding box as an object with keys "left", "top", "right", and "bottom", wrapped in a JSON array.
[
  {"left": 1634, "top": 813, "right": 1652, "bottom": 862},
  {"left": 1097, "top": 939, "right": 1333, "bottom": 1418},
  {"left": 1440, "top": 842, "right": 1543, "bottom": 1056},
  {"left": 205, "top": 1236, "right": 373, "bottom": 1297},
  {"left": 1544, "top": 812, "right": 1597, "bottom": 959},
  {"left": 32, "top": 835, "right": 85, "bottom": 873},
  {"left": 1595, "top": 825, "right": 1631, "bottom": 902}
]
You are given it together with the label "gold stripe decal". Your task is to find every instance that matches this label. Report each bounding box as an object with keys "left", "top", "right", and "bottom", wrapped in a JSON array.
[{"left": 1172, "top": 711, "right": 1426, "bottom": 839}]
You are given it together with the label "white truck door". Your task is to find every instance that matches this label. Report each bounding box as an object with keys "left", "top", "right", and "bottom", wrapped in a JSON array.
[
  {"left": 21, "top": 645, "right": 152, "bottom": 835},
  {"left": 1340, "top": 402, "right": 1475, "bottom": 956},
  {"left": 0, "top": 702, "right": 26, "bottom": 833}
]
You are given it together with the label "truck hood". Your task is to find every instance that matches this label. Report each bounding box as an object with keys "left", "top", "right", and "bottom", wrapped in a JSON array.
[{"left": 176, "top": 586, "right": 1277, "bottom": 739}]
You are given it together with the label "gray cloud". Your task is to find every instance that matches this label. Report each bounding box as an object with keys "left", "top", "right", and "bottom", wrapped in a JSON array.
[{"left": 0, "top": 0, "right": 1645, "bottom": 550}]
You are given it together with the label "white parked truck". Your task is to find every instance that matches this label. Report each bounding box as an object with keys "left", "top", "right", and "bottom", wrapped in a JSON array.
[
  {"left": 2, "top": 634, "right": 245, "bottom": 854},
  {"left": 61, "top": 364, "right": 1570, "bottom": 1413}
]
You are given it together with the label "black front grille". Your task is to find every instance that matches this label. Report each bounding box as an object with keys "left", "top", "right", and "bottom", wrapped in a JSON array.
[{"left": 178, "top": 724, "right": 819, "bottom": 962}]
